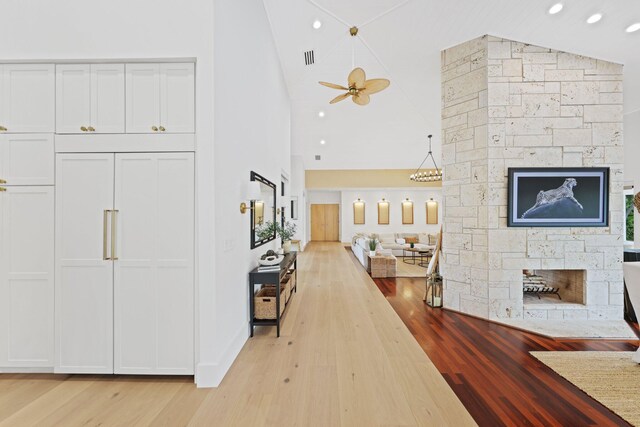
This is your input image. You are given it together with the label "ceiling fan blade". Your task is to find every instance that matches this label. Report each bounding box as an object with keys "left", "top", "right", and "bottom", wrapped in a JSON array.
[
  {"left": 352, "top": 92, "right": 370, "bottom": 106},
  {"left": 319, "top": 81, "right": 348, "bottom": 90},
  {"left": 329, "top": 93, "right": 351, "bottom": 104},
  {"left": 361, "top": 79, "right": 390, "bottom": 95},
  {"left": 348, "top": 68, "right": 366, "bottom": 89}
]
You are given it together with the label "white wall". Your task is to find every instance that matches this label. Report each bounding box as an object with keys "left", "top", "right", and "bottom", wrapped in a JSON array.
[
  {"left": 0, "top": 0, "right": 216, "bottom": 386},
  {"left": 340, "top": 189, "right": 442, "bottom": 243},
  {"left": 625, "top": 110, "right": 640, "bottom": 247},
  {"left": 211, "top": 0, "right": 291, "bottom": 386}
]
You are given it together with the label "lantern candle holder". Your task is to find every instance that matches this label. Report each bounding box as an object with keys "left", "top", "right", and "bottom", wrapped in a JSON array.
[{"left": 426, "top": 273, "right": 443, "bottom": 308}]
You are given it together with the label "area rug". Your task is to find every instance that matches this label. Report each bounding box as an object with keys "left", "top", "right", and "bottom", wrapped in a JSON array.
[
  {"left": 530, "top": 351, "right": 640, "bottom": 426},
  {"left": 396, "top": 257, "right": 427, "bottom": 278}
]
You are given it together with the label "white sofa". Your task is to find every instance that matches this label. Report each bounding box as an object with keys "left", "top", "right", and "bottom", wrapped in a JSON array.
[
  {"left": 350, "top": 232, "right": 437, "bottom": 269},
  {"left": 622, "top": 262, "right": 640, "bottom": 363}
]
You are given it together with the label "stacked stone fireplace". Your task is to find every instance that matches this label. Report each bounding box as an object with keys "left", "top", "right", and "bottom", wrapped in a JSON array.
[{"left": 440, "top": 36, "right": 624, "bottom": 323}]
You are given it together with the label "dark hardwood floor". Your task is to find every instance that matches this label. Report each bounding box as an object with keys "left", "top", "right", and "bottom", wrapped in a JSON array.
[{"left": 372, "top": 275, "right": 640, "bottom": 427}]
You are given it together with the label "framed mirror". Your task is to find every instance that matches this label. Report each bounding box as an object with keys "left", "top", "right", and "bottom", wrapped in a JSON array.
[
  {"left": 290, "top": 196, "right": 299, "bottom": 220},
  {"left": 353, "top": 199, "right": 365, "bottom": 224},
  {"left": 402, "top": 199, "right": 414, "bottom": 224},
  {"left": 250, "top": 171, "right": 277, "bottom": 249},
  {"left": 426, "top": 198, "right": 438, "bottom": 224},
  {"left": 378, "top": 199, "right": 390, "bottom": 225}
]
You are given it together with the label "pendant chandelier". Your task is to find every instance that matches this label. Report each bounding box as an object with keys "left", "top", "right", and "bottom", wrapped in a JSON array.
[{"left": 410, "top": 134, "right": 442, "bottom": 182}]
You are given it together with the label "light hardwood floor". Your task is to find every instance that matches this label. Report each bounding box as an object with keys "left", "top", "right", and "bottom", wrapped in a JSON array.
[{"left": 0, "top": 242, "right": 475, "bottom": 426}]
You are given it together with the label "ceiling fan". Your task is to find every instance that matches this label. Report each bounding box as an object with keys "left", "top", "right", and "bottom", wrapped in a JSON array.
[{"left": 319, "top": 67, "right": 390, "bottom": 106}]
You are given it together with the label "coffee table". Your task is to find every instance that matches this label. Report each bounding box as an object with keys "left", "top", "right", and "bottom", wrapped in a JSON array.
[{"left": 403, "top": 247, "right": 431, "bottom": 267}]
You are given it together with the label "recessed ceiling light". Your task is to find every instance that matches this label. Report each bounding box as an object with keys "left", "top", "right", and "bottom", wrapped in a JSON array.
[
  {"left": 548, "top": 3, "right": 563, "bottom": 14},
  {"left": 320, "top": 139, "right": 326, "bottom": 145},
  {"left": 626, "top": 23, "right": 640, "bottom": 33},
  {"left": 318, "top": 111, "right": 325, "bottom": 118},
  {"left": 587, "top": 13, "right": 602, "bottom": 24},
  {"left": 312, "top": 20, "right": 322, "bottom": 30}
]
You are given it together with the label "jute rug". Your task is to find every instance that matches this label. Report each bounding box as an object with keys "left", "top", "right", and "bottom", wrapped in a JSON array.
[
  {"left": 531, "top": 351, "right": 640, "bottom": 426},
  {"left": 396, "top": 257, "right": 427, "bottom": 278}
]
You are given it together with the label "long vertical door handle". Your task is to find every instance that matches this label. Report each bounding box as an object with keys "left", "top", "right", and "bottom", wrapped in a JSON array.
[
  {"left": 111, "top": 209, "right": 119, "bottom": 260},
  {"left": 103, "top": 210, "right": 111, "bottom": 260}
]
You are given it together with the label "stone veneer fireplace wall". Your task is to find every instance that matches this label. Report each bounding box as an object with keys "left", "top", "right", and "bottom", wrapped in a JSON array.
[{"left": 441, "top": 35, "right": 624, "bottom": 321}]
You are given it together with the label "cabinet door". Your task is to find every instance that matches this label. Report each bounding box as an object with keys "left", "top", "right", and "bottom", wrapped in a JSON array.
[
  {"left": 0, "top": 134, "right": 54, "bottom": 186},
  {"left": 114, "top": 152, "right": 194, "bottom": 374},
  {"left": 160, "top": 63, "right": 195, "bottom": 133},
  {"left": 91, "top": 64, "right": 125, "bottom": 133},
  {"left": 0, "top": 186, "right": 54, "bottom": 368},
  {"left": 55, "top": 153, "right": 114, "bottom": 373},
  {"left": 125, "top": 64, "right": 160, "bottom": 133},
  {"left": 55, "top": 64, "right": 91, "bottom": 134},
  {"left": 1, "top": 64, "right": 54, "bottom": 133}
]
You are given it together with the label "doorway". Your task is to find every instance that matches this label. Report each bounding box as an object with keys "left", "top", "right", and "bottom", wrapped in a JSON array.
[{"left": 310, "top": 204, "right": 339, "bottom": 241}]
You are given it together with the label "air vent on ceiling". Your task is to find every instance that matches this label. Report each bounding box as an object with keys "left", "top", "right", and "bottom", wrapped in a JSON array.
[
  {"left": 304, "top": 50, "right": 315, "bottom": 66},
  {"left": 315, "top": 155, "right": 321, "bottom": 161}
]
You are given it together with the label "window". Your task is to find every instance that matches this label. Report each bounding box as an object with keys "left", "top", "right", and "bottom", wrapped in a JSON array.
[{"left": 625, "top": 188, "right": 635, "bottom": 244}]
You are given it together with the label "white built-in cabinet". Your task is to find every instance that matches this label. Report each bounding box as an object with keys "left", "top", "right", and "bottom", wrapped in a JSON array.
[
  {"left": 0, "top": 64, "right": 55, "bottom": 133},
  {"left": 56, "top": 64, "right": 125, "bottom": 134},
  {"left": 0, "top": 123, "right": 55, "bottom": 371},
  {"left": 126, "top": 63, "right": 195, "bottom": 133},
  {"left": 0, "top": 186, "right": 54, "bottom": 369},
  {"left": 0, "top": 134, "right": 54, "bottom": 186},
  {"left": 0, "top": 59, "right": 196, "bottom": 377},
  {"left": 55, "top": 152, "right": 194, "bottom": 374}
]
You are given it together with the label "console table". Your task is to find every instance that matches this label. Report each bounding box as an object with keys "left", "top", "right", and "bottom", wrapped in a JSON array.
[{"left": 249, "top": 251, "right": 297, "bottom": 337}]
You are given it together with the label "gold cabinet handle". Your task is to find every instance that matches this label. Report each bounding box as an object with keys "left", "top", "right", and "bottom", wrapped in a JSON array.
[
  {"left": 0, "top": 179, "right": 6, "bottom": 184},
  {"left": 151, "top": 126, "right": 158, "bottom": 132},
  {"left": 159, "top": 126, "right": 166, "bottom": 132},
  {"left": 103, "top": 210, "right": 111, "bottom": 260},
  {"left": 111, "top": 209, "right": 119, "bottom": 261},
  {"left": 0, "top": 187, "right": 6, "bottom": 192},
  {"left": 0, "top": 126, "right": 6, "bottom": 131},
  {"left": 81, "top": 126, "right": 88, "bottom": 132},
  {"left": 88, "top": 126, "right": 95, "bottom": 132}
]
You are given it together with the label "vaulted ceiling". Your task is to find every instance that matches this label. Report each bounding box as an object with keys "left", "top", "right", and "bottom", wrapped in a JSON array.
[{"left": 263, "top": 0, "right": 640, "bottom": 170}]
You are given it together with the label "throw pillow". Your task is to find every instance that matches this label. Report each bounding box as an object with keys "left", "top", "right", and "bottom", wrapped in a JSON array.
[
  {"left": 428, "top": 234, "right": 437, "bottom": 245},
  {"left": 405, "top": 236, "right": 418, "bottom": 244},
  {"left": 395, "top": 238, "right": 406, "bottom": 244}
]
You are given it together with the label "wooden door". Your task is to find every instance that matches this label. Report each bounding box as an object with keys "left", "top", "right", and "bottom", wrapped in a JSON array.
[
  {"left": 0, "top": 186, "right": 54, "bottom": 368},
  {"left": 55, "top": 153, "right": 115, "bottom": 373},
  {"left": 114, "top": 152, "right": 194, "bottom": 374},
  {"left": 160, "top": 63, "right": 195, "bottom": 133},
  {"left": 324, "top": 204, "right": 340, "bottom": 241},
  {"left": 2, "top": 64, "right": 55, "bottom": 133},
  {"left": 311, "top": 204, "right": 325, "bottom": 241},
  {"left": 125, "top": 64, "right": 161, "bottom": 133},
  {"left": 310, "top": 204, "right": 339, "bottom": 241}
]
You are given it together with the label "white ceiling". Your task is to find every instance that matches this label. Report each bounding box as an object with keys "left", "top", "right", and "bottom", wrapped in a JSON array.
[{"left": 263, "top": 0, "right": 640, "bottom": 170}]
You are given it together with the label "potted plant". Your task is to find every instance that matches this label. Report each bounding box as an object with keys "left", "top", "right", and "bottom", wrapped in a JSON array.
[
  {"left": 277, "top": 220, "right": 297, "bottom": 253},
  {"left": 258, "top": 220, "right": 297, "bottom": 253},
  {"left": 368, "top": 239, "right": 378, "bottom": 257}
]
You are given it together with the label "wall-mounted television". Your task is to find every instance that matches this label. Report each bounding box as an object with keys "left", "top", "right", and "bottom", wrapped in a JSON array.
[{"left": 507, "top": 167, "right": 609, "bottom": 227}]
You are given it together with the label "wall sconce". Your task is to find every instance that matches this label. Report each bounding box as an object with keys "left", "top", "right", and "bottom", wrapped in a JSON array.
[
  {"left": 401, "top": 198, "right": 414, "bottom": 225},
  {"left": 353, "top": 198, "right": 365, "bottom": 225},
  {"left": 240, "top": 181, "right": 262, "bottom": 214},
  {"left": 426, "top": 198, "right": 438, "bottom": 224}
]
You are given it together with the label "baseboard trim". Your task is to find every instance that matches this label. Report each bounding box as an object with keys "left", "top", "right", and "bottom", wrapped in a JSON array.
[
  {"left": 195, "top": 323, "right": 248, "bottom": 388},
  {"left": 0, "top": 367, "right": 54, "bottom": 373}
]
